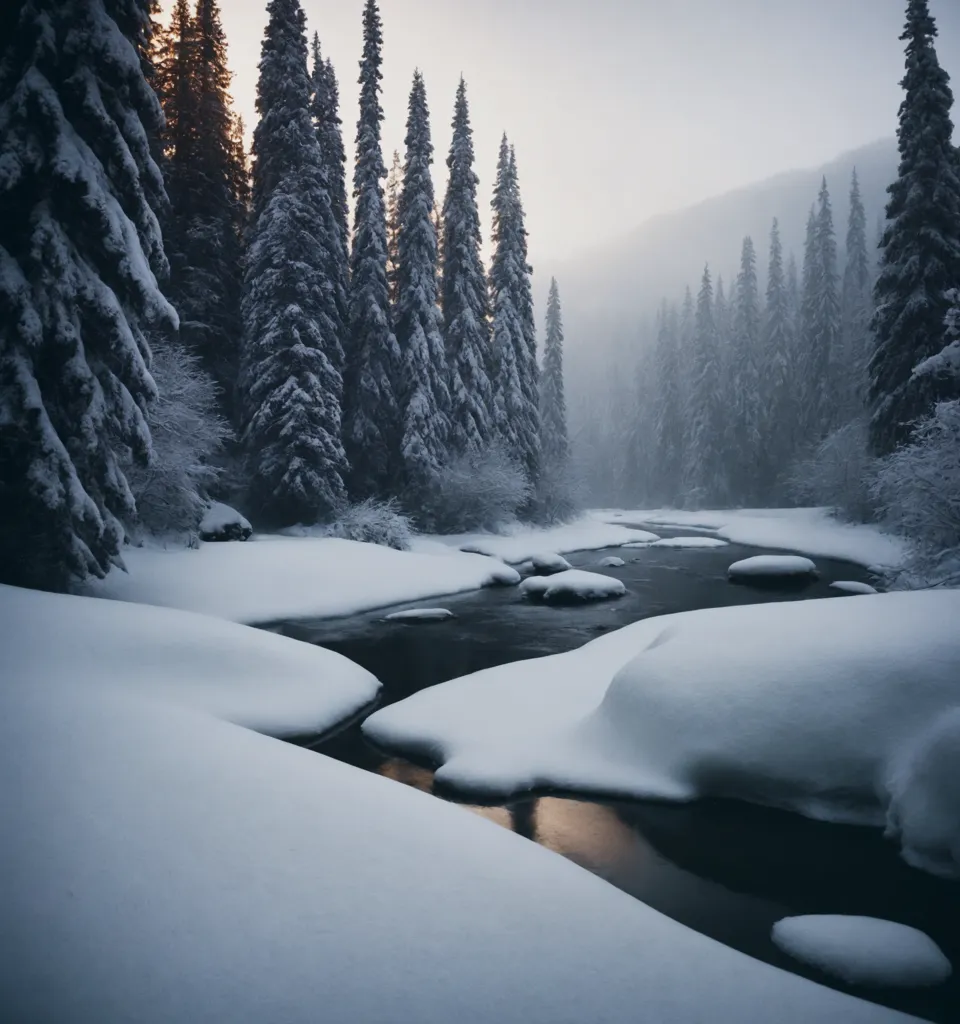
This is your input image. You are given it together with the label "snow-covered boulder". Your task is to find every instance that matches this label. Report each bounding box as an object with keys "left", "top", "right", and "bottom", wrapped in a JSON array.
[
  {"left": 521, "top": 552, "right": 573, "bottom": 575},
  {"left": 830, "top": 580, "right": 879, "bottom": 595},
  {"left": 520, "top": 570, "right": 626, "bottom": 605},
  {"left": 385, "top": 608, "right": 456, "bottom": 624},
  {"left": 598, "top": 556, "right": 626, "bottom": 568},
  {"left": 199, "top": 502, "right": 253, "bottom": 543},
  {"left": 728, "top": 554, "right": 818, "bottom": 583},
  {"left": 649, "top": 536, "right": 729, "bottom": 549},
  {"left": 772, "top": 916, "right": 952, "bottom": 988}
]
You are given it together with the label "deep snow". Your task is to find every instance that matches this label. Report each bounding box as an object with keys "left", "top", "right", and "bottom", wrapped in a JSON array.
[
  {"left": 772, "top": 917, "right": 952, "bottom": 988},
  {"left": 364, "top": 591, "right": 960, "bottom": 876},
  {"left": 0, "top": 583, "right": 918, "bottom": 1024}
]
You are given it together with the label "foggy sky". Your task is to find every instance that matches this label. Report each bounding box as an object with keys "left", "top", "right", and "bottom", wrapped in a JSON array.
[{"left": 164, "top": 0, "right": 960, "bottom": 268}]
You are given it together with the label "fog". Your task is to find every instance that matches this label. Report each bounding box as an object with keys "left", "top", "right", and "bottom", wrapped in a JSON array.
[{"left": 170, "top": 0, "right": 960, "bottom": 270}]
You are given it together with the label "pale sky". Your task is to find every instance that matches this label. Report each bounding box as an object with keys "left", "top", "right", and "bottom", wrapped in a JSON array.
[{"left": 165, "top": 0, "right": 960, "bottom": 268}]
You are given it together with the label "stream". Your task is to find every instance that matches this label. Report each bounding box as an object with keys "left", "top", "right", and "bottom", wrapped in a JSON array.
[{"left": 265, "top": 532, "right": 960, "bottom": 1023}]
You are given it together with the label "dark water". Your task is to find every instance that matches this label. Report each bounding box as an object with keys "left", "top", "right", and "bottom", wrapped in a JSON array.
[{"left": 266, "top": 534, "right": 960, "bottom": 1022}]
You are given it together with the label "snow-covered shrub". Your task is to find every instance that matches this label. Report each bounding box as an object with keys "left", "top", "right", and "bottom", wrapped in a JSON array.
[
  {"left": 421, "top": 445, "right": 531, "bottom": 533},
  {"left": 530, "top": 463, "right": 582, "bottom": 525},
  {"left": 325, "top": 499, "right": 413, "bottom": 551},
  {"left": 785, "top": 418, "right": 876, "bottom": 522},
  {"left": 872, "top": 400, "right": 960, "bottom": 587},
  {"left": 125, "top": 339, "right": 231, "bottom": 543},
  {"left": 913, "top": 289, "right": 960, "bottom": 379}
]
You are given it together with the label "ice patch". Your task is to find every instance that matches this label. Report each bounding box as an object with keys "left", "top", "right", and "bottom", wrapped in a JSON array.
[
  {"left": 649, "top": 536, "right": 729, "bottom": 549},
  {"left": 772, "top": 916, "right": 952, "bottom": 988},
  {"left": 384, "top": 608, "right": 456, "bottom": 623}
]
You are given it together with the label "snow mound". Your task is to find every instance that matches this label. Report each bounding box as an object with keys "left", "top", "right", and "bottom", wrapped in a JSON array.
[
  {"left": 384, "top": 608, "right": 456, "bottom": 623},
  {"left": 598, "top": 556, "right": 626, "bottom": 567},
  {"left": 199, "top": 502, "right": 253, "bottom": 542},
  {"left": 831, "top": 580, "right": 879, "bottom": 595},
  {"left": 649, "top": 536, "right": 729, "bottom": 549},
  {"left": 87, "top": 537, "right": 519, "bottom": 624},
  {"left": 771, "top": 916, "right": 952, "bottom": 988},
  {"left": 520, "top": 570, "right": 626, "bottom": 604},
  {"left": 521, "top": 552, "right": 573, "bottom": 574},
  {"left": 728, "top": 554, "right": 819, "bottom": 581},
  {"left": 366, "top": 591, "right": 960, "bottom": 876}
]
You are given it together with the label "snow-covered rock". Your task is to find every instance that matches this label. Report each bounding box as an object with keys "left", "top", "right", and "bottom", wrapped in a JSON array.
[
  {"left": 1, "top": 584, "right": 915, "bottom": 1024},
  {"left": 365, "top": 591, "right": 960, "bottom": 876},
  {"left": 598, "top": 556, "right": 626, "bottom": 567},
  {"left": 199, "top": 501, "right": 253, "bottom": 542},
  {"left": 649, "top": 536, "right": 729, "bottom": 549},
  {"left": 87, "top": 537, "right": 519, "bottom": 624},
  {"left": 520, "top": 570, "right": 626, "bottom": 604},
  {"left": 522, "top": 552, "right": 573, "bottom": 574},
  {"left": 385, "top": 608, "right": 456, "bottom": 623},
  {"left": 772, "top": 916, "right": 952, "bottom": 988},
  {"left": 728, "top": 554, "right": 819, "bottom": 582},
  {"left": 830, "top": 580, "right": 879, "bottom": 595}
]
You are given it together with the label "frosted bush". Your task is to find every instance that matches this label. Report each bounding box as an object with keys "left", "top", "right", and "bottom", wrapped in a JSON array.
[
  {"left": 786, "top": 418, "right": 876, "bottom": 522},
  {"left": 325, "top": 499, "right": 413, "bottom": 551},
  {"left": 421, "top": 445, "right": 531, "bottom": 533},
  {"left": 125, "top": 339, "right": 231, "bottom": 543},
  {"left": 531, "top": 463, "right": 582, "bottom": 525}
]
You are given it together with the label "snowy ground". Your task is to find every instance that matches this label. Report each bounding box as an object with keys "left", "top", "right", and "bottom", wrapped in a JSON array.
[
  {"left": 365, "top": 590, "right": 960, "bottom": 877},
  {"left": 1, "top": 582, "right": 918, "bottom": 1023},
  {"left": 593, "top": 508, "right": 907, "bottom": 570}
]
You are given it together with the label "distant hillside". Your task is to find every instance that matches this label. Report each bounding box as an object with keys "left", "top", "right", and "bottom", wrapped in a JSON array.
[{"left": 542, "top": 137, "right": 898, "bottom": 363}]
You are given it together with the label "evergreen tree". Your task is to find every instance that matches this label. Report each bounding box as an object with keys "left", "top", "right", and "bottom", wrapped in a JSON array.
[
  {"left": 687, "top": 266, "right": 726, "bottom": 504},
  {"left": 394, "top": 71, "right": 450, "bottom": 503},
  {"left": 814, "top": 177, "right": 841, "bottom": 430},
  {"left": 385, "top": 148, "right": 402, "bottom": 308},
  {"left": 870, "top": 0, "right": 960, "bottom": 454},
  {"left": 490, "top": 135, "right": 540, "bottom": 486},
  {"left": 239, "top": 0, "right": 346, "bottom": 525},
  {"left": 840, "top": 167, "right": 871, "bottom": 418},
  {"left": 442, "top": 78, "right": 493, "bottom": 453},
  {"left": 310, "top": 34, "right": 348, "bottom": 371},
  {"left": 731, "top": 235, "right": 762, "bottom": 502},
  {"left": 540, "top": 277, "right": 569, "bottom": 471},
  {"left": 344, "top": 0, "right": 402, "bottom": 497},
  {"left": 677, "top": 285, "right": 696, "bottom": 498},
  {"left": 652, "top": 302, "right": 683, "bottom": 503},
  {"left": 0, "top": 0, "right": 176, "bottom": 589},
  {"left": 760, "top": 219, "right": 795, "bottom": 494},
  {"left": 159, "top": 0, "right": 246, "bottom": 417}
]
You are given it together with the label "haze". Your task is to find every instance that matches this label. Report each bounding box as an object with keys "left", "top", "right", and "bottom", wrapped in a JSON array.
[{"left": 162, "top": 0, "right": 960, "bottom": 267}]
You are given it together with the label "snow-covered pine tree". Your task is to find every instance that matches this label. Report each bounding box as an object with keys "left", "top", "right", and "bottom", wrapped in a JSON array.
[
  {"left": 686, "top": 267, "right": 727, "bottom": 505},
  {"left": 813, "top": 177, "right": 841, "bottom": 431},
  {"left": 798, "top": 203, "right": 820, "bottom": 443},
  {"left": 159, "top": 0, "right": 245, "bottom": 418},
  {"left": 310, "top": 34, "right": 348, "bottom": 372},
  {"left": 870, "top": 0, "right": 960, "bottom": 455},
  {"left": 760, "top": 219, "right": 796, "bottom": 496},
  {"left": 489, "top": 135, "right": 541, "bottom": 488},
  {"left": 652, "top": 302, "right": 683, "bottom": 503},
  {"left": 394, "top": 70, "right": 451, "bottom": 506},
  {"left": 540, "top": 277, "right": 569, "bottom": 472},
  {"left": 386, "top": 148, "right": 402, "bottom": 309},
  {"left": 731, "top": 235, "right": 762, "bottom": 502},
  {"left": 840, "top": 168, "right": 871, "bottom": 419},
  {"left": 677, "top": 285, "right": 696, "bottom": 501},
  {"left": 239, "top": 0, "right": 347, "bottom": 525},
  {"left": 343, "top": 0, "right": 402, "bottom": 498},
  {"left": 0, "top": 0, "right": 176, "bottom": 589},
  {"left": 442, "top": 78, "right": 493, "bottom": 453}
]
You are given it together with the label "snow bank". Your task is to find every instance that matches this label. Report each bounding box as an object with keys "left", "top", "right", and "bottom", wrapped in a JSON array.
[
  {"left": 649, "top": 536, "right": 730, "bottom": 549},
  {"left": 831, "top": 580, "right": 879, "bottom": 595},
  {"left": 771, "top": 917, "right": 952, "bottom": 988},
  {"left": 1, "top": 585, "right": 915, "bottom": 1024},
  {"left": 434, "top": 517, "right": 645, "bottom": 563},
  {"left": 592, "top": 508, "right": 907, "bottom": 569},
  {"left": 1, "top": 585, "right": 378, "bottom": 738},
  {"left": 199, "top": 501, "right": 252, "bottom": 542},
  {"left": 87, "top": 536, "right": 520, "bottom": 624},
  {"left": 384, "top": 608, "right": 456, "bottom": 623},
  {"left": 520, "top": 570, "right": 626, "bottom": 604},
  {"left": 365, "top": 592, "right": 960, "bottom": 875},
  {"left": 728, "top": 555, "right": 819, "bottom": 580}
]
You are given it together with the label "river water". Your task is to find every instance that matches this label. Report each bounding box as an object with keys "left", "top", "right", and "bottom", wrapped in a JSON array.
[{"left": 265, "top": 533, "right": 959, "bottom": 1022}]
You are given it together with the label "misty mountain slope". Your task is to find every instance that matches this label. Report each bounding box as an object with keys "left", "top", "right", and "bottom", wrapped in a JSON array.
[{"left": 547, "top": 137, "right": 897, "bottom": 357}]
